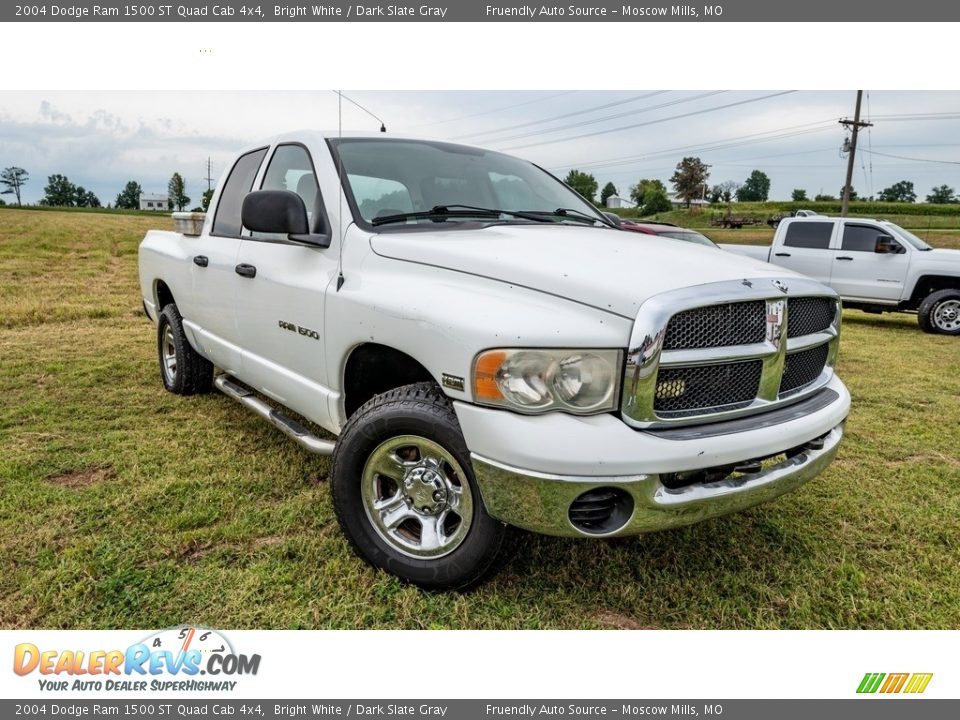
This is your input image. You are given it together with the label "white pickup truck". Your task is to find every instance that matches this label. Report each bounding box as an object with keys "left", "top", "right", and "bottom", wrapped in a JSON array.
[
  {"left": 722, "top": 217, "right": 960, "bottom": 334},
  {"left": 139, "top": 132, "right": 850, "bottom": 589}
]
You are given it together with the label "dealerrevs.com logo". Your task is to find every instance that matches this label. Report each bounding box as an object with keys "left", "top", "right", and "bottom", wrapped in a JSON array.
[
  {"left": 857, "top": 673, "right": 933, "bottom": 694},
  {"left": 13, "top": 626, "right": 261, "bottom": 692}
]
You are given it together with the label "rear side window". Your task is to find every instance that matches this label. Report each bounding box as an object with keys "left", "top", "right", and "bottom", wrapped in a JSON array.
[
  {"left": 783, "top": 221, "right": 833, "bottom": 249},
  {"left": 842, "top": 224, "right": 884, "bottom": 252},
  {"left": 212, "top": 147, "right": 268, "bottom": 237}
]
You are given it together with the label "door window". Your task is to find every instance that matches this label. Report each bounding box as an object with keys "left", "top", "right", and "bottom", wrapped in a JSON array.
[
  {"left": 842, "top": 224, "right": 886, "bottom": 252},
  {"left": 256, "top": 144, "right": 324, "bottom": 239},
  {"left": 212, "top": 147, "right": 268, "bottom": 237},
  {"left": 783, "top": 221, "right": 833, "bottom": 249}
]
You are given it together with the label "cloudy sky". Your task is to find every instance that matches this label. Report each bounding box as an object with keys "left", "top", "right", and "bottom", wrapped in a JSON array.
[{"left": 2, "top": 90, "right": 959, "bottom": 205}]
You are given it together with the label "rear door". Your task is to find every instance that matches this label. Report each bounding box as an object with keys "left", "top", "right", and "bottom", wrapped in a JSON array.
[
  {"left": 233, "top": 143, "right": 340, "bottom": 428},
  {"left": 186, "top": 146, "right": 268, "bottom": 374},
  {"left": 830, "top": 222, "right": 910, "bottom": 302},
  {"left": 772, "top": 220, "right": 836, "bottom": 283}
]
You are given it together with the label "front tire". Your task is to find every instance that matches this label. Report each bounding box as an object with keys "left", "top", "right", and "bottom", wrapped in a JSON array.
[
  {"left": 917, "top": 289, "right": 960, "bottom": 335},
  {"left": 157, "top": 304, "right": 214, "bottom": 394},
  {"left": 331, "top": 382, "right": 512, "bottom": 590}
]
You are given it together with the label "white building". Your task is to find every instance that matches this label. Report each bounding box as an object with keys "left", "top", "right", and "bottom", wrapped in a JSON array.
[
  {"left": 605, "top": 194, "right": 637, "bottom": 209},
  {"left": 139, "top": 193, "right": 169, "bottom": 211}
]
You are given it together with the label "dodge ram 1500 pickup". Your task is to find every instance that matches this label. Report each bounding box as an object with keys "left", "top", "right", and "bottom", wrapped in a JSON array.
[
  {"left": 722, "top": 216, "right": 960, "bottom": 334},
  {"left": 139, "top": 132, "right": 850, "bottom": 589}
]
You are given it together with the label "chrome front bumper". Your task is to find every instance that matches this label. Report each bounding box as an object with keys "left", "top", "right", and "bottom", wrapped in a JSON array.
[{"left": 471, "top": 422, "right": 844, "bottom": 538}]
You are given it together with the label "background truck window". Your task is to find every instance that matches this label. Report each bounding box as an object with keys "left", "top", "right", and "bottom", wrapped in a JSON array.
[
  {"left": 783, "top": 221, "right": 833, "bottom": 249},
  {"left": 842, "top": 224, "right": 885, "bottom": 252},
  {"left": 349, "top": 174, "right": 414, "bottom": 219}
]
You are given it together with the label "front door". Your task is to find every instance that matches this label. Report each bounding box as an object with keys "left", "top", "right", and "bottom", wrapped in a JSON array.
[{"left": 830, "top": 222, "right": 910, "bottom": 302}]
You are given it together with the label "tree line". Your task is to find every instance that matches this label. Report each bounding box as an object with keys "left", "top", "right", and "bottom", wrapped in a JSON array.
[
  {"left": 561, "top": 158, "right": 960, "bottom": 216},
  {"left": 0, "top": 167, "right": 210, "bottom": 211}
]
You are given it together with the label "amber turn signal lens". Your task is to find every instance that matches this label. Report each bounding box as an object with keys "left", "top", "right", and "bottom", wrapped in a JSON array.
[{"left": 474, "top": 351, "right": 506, "bottom": 401}]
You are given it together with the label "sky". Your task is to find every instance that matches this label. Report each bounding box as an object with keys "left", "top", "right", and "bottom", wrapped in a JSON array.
[{"left": 1, "top": 90, "right": 959, "bottom": 206}]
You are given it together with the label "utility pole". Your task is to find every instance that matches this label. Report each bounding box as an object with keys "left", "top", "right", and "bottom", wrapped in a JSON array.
[
  {"left": 839, "top": 91, "right": 873, "bottom": 217},
  {"left": 204, "top": 157, "right": 214, "bottom": 192}
]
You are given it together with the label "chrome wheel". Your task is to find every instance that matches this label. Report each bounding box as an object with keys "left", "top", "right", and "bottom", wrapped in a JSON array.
[
  {"left": 161, "top": 324, "right": 178, "bottom": 384},
  {"left": 933, "top": 299, "right": 960, "bottom": 332},
  {"left": 361, "top": 435, "right": 474, "bottom": 559}
]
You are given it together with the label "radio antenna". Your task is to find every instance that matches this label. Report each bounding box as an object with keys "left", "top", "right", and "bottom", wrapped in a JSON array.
[{"left": 334, "top": 90, "right": 387, "bottom": 133}]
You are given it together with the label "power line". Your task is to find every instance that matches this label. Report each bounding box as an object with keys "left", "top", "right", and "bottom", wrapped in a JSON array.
[
  {"left": 478, "top": 91, "right": 728, "bottom": 146},
  {"left": 451, "top": 91, "right": 671, "bottom": 140},
  {"left": 550, "top": 118, "right": 838, "bottom": 172},
  {"left": 501, "top": 91, "right": 798, "bottom": 151},
  {"left": 861, "top": 148, "right": 960, "bottom": 165}
]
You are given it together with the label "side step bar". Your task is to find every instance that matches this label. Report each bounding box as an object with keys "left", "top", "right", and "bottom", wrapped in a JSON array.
[{"left": 214, "top": 374, "right": 336, "bottom": 456}]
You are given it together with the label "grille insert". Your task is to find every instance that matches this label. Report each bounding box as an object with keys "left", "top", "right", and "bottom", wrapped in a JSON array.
[
  {"left": 655, "top": 359, "right": 763, "bottom": 416},
  {"left": 780, "top": 343, "right": 829, "bottom": 396},
  {"left": 788, "top": 297, "right": 837, "bottom": 338},
  {"left": 663, "top": 301, "right": 766, "bottom": 350}
]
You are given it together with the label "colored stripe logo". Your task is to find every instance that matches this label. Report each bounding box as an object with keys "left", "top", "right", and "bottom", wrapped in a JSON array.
[{"left": 857, "top": 672, "right": 933, "bottom": 694}]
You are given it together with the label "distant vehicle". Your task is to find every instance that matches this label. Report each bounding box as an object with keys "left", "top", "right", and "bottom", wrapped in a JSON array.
[
  {"left": 722, "top": 216, "right": 960, "bottom": 335},
  {"left": 616, "top": 219, "right": 719, "bottom": 248},
  {"left": 768, "top": 209, "right": 825, "bottom": 228}
]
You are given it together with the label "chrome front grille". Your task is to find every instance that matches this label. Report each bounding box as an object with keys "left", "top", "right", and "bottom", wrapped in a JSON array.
[
  {"left": 663, "top": 301, "right": 766, "bottom": 350},
  {"left": 780, "top": 343, "right": 830, "bottom": 396},
  {"left": 622, "top": 278, "right": 841, "bottom": 428},
  {"left": 655, "top": 359, "right": 763, "bottom": 416},
  {"left": 787, "top": 297, "right": 837, "bottom": 338}
]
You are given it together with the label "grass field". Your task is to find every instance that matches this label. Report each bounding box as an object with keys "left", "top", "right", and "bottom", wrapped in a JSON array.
[{"left": 1, "top": 208, "right": 958, "bottom": 630}]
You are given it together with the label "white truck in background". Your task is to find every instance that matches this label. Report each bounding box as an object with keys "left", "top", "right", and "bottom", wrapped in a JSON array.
[
  {"left": 723, "top": 217, "right": 960, "bottom": 334},
  {"left": 139, "top": 131, "right": 850, "bottom": 589}
]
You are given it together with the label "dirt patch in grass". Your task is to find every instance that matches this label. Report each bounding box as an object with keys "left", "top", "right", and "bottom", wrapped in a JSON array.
[
  {"left": 46, "top": 464, "right": 113, "bottom": 489},
  {"left": 592, "top": 611, "right": 657, "bottom": 630}
]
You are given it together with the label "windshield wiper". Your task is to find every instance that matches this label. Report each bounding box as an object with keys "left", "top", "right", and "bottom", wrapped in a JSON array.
[
  {"left": 371, "top": 204, "right": 551, "bottom": 227},
  {"left": 520, "top": 208, "right": 610, "bottom": 225}
]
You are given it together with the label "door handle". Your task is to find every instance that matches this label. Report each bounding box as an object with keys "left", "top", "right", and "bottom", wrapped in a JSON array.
[
  {"left": 774, "top": 252, "right": 791, "bottom": 257},
  {"left": 235, "top": 263, "right": 257, "bottom": 278},
  {"left": 193, "top": 255, "right": 208, "bottom": 267},
  {"left": 836, "top": 256, "right": 854, "bottom": 261}
]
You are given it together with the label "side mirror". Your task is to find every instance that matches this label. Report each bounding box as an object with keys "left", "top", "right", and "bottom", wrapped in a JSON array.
[
  {"left": 241, "top": 190, "right": 331, "bottom": 248},
  {"left": 602, "top": 212, "right": 622, "bottom": 227},
  {"left": 874, "top": 235, "right": 898, "bottom": 254}
]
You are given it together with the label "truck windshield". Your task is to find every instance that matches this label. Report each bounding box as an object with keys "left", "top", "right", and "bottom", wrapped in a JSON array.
[
  {"left": 887, "top": 223, "right": 933, "bottom": 251},
  {"left": 330, "top": 138, "right": 609, "bottom": 228}
]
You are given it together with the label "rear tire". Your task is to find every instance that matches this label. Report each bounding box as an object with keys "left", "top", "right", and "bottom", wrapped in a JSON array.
[
  {"left": 917, "top": 289, "right": 960, "bottom": 335},
  {"left": 157, "top": 304, "right": 214, "bottom": 394},
  {"left": 331, "top": 382, "right": 512, "bottom": 591}
]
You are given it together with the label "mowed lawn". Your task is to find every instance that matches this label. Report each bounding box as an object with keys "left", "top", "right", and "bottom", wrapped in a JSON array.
[{"left": 1, "top": 208, "right": 958, "bottom": 630}]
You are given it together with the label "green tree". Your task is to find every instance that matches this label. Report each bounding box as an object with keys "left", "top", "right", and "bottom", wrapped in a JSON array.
[
  {"left": 43, "top": 174, "right": 77, "bottom": 206},
  {"left": 670, "top": 157, "right": 710, "bottom": 206},
  {"left": 791, "top": 188, "right": 808, "bottom": 202},
  {"left": 629, "top": 178, "right": 666, "bottom": 206},
  {"left": 115, "top": 180, "right": 143, "bottom": 210},
  {"left": 641, "top": 187, "right": 673, "bottom": 216},
  {"left": 840, "top": 185, "right": 858, "bottom": 201},
  {"left": 0, "top": 166, "right": 29, "bottom": 206},
  {"left": 168, "top": 172, "right": 190, "bottom": 211},
  {"left": 74, "top": 186, "right": 101, "bottom": 208},
  {"left": 201, "top": 189, "right": 214, "bottom": 212},
  {"left": 736, "top": 170, "right": 771, "bottom": 202},
  {"left": 877, "top": 180, "right": 916, "bottom": 203},
  {"left": 599, "top": 181, "right": 618, "bottom": 207},
  {"left": 926, "top": 184, "right": 955, "bottom": 204},
  {"left": 814, "top": 193, "right": 835, "bottom": 201}
]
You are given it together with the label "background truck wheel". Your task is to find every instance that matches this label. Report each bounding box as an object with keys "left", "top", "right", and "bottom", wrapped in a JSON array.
[
  {"left": 331, "top": 382, "right": 512, "bottom": 590},
  {"left": 157, "top": 304, "right": 214, "bottom": 394},
  {"left": 917, "top": 289, "right": 960, "bottom": 335}
]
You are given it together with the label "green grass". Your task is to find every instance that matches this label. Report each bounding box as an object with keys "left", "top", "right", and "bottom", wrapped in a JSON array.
[{"left": 1, "top": 209, "right": 959, "bottom": 629}]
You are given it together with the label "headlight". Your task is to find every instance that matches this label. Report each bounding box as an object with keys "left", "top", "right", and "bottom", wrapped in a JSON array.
[{"left": 473, "top": 348, "right": 622, "bottom": 414}]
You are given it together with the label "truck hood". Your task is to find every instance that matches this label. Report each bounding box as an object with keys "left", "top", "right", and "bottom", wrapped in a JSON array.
[
  {"left": 926, "top": 248, "right": 960, "bottom": 264},
  {"left": 371, "top": 224, "right": 803, "bottom": 318}
]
